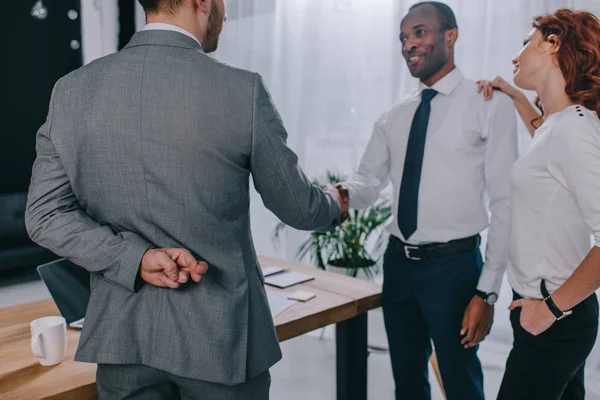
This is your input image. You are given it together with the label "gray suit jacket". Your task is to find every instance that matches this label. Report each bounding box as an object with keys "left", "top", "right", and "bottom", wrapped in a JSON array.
[{"left": 25, "top": 30, "right": 342, "bottom": 385}]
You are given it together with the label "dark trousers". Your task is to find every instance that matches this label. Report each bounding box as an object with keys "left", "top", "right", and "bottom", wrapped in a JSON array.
[
  {"left": 382, "top": 240, "right": 485, "bottom": 400},
  {"left": 96, "top": 364, "right": 271, "bottom": 400},
  {"left": 497, "top": 291, "right": 599, "bottom": 400}
]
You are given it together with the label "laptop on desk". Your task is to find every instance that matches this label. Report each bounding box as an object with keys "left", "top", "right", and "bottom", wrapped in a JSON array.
[{"left": 37, "top": 259, "right": 90, "bottom": 329}]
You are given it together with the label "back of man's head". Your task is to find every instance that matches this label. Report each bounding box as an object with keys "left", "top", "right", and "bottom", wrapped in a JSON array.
[
  {"left": 136, "top": 0, "right": 226, "bottom": 53},
  {"left": 138, "top": 0, "right": 185, "bottom": 15}
]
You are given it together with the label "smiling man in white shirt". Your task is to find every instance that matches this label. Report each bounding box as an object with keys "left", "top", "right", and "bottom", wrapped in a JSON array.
[{"left": 336, "top": 2, "right": 518, "bottom": 399}]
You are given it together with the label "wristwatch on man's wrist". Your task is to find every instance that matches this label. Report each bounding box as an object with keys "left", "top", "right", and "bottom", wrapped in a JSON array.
[{"left": 475, "top": 290, "right": 498, "bottom": 305}]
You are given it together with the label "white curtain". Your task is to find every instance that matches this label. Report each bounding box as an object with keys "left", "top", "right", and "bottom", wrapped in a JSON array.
[
  {"left": 211, "top": 0, "right": 600, "bottom": 260},
  {"left": 81, "top": 0, "right": 600, "bottom": 389},
  {"left": 81, "top": 0, "right": 118, "bottom": 63},
  {"left": 213, "top": 2, "right": 600, "bottom": 382}
]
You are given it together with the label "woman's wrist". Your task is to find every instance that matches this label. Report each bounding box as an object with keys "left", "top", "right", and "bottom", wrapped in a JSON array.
[
  {"left": 550, "top": 291, "right": 572, "bottom": 312},
  {"left": 511, "top": 90, "right": 527, "bottom": 104}
]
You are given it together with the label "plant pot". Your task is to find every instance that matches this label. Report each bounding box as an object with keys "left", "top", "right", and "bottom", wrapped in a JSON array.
[{"left": 327, "top": 257, "right": 376, "bottom": 278}]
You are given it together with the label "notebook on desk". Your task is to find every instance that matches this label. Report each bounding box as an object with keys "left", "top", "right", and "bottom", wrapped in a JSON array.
[
  {"left": 264, "top": 270, "right": 315, "bottom": 289},
  {"left": 261, "top": 266, "right": 286, "bottom": 277}
]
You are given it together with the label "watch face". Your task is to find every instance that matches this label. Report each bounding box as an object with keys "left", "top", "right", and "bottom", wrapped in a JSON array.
[{"left": 487, "top": 293, "right": 498, "bottom": 305}]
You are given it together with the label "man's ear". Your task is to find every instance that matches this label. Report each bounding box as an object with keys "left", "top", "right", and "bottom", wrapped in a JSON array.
[
  {"left": 194, "top": 0, "right": 209, "bottom": 14},
  {"left": 446, "top": 28, "right": 458, "bottom": 48}
]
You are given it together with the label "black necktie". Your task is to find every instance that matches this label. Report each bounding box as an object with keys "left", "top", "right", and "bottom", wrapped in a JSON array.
[{"left": 397, "top": 89, "right": 438, "bottom": 240}]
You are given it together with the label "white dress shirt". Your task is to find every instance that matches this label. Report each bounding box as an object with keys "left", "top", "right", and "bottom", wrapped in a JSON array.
[
  {"left": 142, "top": 23, "right": 203, "bottom": 49},
  {"left": 343, "top": 68, "right": 518, "bottom": 294},
  {"left": 509, "top": 105, "right": 600, "bottom": 298}
]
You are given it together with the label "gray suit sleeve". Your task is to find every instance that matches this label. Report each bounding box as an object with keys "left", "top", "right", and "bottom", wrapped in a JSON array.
[
  {"left": 250, "top": 73, "right": 341, "bottom": 232},
  {"left": 25, "top": 82, "right": 153, "bottom": 293}
]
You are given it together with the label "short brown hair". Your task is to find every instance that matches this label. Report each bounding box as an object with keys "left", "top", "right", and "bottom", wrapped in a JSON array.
[{"left": 138, "top": 0, "right": 185, "bottom": 14}]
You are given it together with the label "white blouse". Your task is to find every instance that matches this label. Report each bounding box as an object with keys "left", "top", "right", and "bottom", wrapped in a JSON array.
[{"left": 509, "top": 104, "right": 600, "bottom": 298}]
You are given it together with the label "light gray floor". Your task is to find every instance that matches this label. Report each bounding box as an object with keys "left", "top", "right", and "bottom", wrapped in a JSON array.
[
  {"left": 1, "top": 272, "right": 598, "bottom": 400},
  {"left": 271, "top": 312, "right": 508, "bottom": 400}
]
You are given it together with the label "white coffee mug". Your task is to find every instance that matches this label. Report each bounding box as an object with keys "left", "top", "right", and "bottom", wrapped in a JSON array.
[{"left": 30, "top": 316, "right": 67, "bottom": 366}]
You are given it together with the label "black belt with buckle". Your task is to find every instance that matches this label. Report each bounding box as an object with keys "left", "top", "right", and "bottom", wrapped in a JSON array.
[{"left": 390, "top": 234, "right": 481, "bottom": 261}]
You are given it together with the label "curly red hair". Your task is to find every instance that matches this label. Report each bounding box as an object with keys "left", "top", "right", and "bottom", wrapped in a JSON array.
[{"left": 532, "top": 9, "right": 600, "bottom": 123}]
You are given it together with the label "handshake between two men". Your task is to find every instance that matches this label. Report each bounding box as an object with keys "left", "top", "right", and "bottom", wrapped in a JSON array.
[
  {"left": 322, "top": 183, "right": 350, "bottom": 223},
  {"left": 140, "top": 184, "right": 349, "bottom": 289}
]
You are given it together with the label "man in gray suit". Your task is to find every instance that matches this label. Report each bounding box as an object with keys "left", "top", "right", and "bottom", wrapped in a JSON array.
[{"left": 25, "top": 0, "right": 348, "bottom": 398}]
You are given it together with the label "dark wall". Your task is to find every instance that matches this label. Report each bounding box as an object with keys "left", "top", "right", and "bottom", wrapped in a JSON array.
[
  {"left": 119, "top": 0, "right": 136, "bottom": 49},
  {"left": 0, "top": 1, "right": 82, "bottom": 272},
  {"left": 1, "top": 0, "right": 83, "bottom": 195}
]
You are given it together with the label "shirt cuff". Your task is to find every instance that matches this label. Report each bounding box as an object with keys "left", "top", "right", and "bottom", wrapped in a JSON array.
[{"left": 476, "top": 265, "right": 505, "bottom": 294}]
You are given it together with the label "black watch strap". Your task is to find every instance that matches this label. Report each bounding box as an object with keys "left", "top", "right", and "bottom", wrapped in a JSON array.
[
  {"left": 475, "top": 290, "right": 497, "bottom": 304},
  {"left": 541, "top": 280, "right": 572, "bottom": 320},
  {"left": 475, "top": 290, "right": 487, "bottom": 300},
  {"left": 544, "top": 296, "right": 566, "bottom": 320}
]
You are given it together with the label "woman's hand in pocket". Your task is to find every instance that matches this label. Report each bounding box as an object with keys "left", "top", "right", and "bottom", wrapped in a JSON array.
[{"left": 509, "top": 298, "right": 555, "bottom": 336}]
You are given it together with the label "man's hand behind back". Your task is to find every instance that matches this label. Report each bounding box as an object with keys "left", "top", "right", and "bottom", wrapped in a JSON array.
[{"left": 141, "top": 248, "right": 208, "bottom": 289}]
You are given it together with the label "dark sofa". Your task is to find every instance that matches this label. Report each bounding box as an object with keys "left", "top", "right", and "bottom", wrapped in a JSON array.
[{"left": 0, "top": 193, "right": 58, "bottom": 273}]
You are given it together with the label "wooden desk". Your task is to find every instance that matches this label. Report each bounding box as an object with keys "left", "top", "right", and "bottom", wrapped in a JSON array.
[{"left": 0, "top": 257, "right": 382, "bottom": 400}]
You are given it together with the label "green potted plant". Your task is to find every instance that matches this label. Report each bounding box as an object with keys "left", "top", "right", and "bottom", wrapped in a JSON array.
[{"left": 272, "top": 170, "right": 392, "bottom": 278}]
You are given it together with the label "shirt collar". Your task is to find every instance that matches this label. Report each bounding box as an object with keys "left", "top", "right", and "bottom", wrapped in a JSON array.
[
  {"left": 417, "top": 67, "right": 463, "bottom": 97},
  {"left": 143, "top": 23, "right": 203, "bottom": 50}
]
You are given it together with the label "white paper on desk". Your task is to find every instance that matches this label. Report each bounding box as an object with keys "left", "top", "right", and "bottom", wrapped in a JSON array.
[{"left": 266, "top": 290, "right": 296, "bottom": 318}]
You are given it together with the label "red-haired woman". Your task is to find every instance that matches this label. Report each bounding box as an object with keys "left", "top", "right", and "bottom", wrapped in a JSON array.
[{"left": 480, "top": 9, "right": 600, "bottom": 400}]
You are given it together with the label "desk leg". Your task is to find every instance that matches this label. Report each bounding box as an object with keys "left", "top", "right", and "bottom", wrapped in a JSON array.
[{"left": 336, "top": 312, "right": 368, "bottom": 400}]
